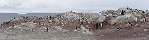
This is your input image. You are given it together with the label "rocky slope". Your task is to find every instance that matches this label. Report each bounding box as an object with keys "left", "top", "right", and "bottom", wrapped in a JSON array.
[{"left": 0, "top": 7, "right": 149, "bottom": 40}]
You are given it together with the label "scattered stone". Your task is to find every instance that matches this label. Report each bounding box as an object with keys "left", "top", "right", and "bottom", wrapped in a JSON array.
[
  {"left": 143, "top": 38, "right": 147, "bottom": 40},
  {"left": 100, "top": 34, "right": 104, "bottom": 36},
  {"left": 134, "top": 24, "right": 139, "bottom": 27},
  {"left": 144, "top": 29, "right": 147, "bottom": 31},
  {"left": 124, "top": 34, "right": 128, "bottom": 35},
  {"left": 138, "top": 34, "right": 141, "bottom": 35},
  {"left": 80, "top": 25, "right": 93, "bottom": 35},
  {"left": 132, "top": 35, "right": 136, "bottom": 36}
]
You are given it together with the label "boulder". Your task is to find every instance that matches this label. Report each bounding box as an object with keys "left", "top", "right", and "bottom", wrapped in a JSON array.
[
  {"left": 108, "top": 14, "right": 137, "bottom": 25},
  {"left": 96, "top": 15, "right": 106, "bottom": 23}
]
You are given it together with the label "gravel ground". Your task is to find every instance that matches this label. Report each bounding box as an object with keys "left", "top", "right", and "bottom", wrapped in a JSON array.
[{"left": 0, "top": 25, "right": 149, "bottom": 40}]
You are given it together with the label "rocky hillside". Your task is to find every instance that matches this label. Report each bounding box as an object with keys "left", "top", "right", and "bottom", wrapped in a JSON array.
[{"left": 0, "top": 7, "right": 149, "bottom": 34}]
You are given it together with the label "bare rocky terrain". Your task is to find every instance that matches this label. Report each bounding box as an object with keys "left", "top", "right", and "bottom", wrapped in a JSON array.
[{"left": 0, "top": 7, "right": 149, "bottom": 40}]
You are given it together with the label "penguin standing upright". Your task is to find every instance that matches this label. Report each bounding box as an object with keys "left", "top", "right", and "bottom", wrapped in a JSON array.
[{"left": 121, "top": 10, "right": 125, "bottom": 15}]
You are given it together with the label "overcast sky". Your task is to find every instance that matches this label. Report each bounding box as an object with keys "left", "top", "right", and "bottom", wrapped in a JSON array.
[{"left": 0, "top": 0, "right": 149, "bottom": 13}]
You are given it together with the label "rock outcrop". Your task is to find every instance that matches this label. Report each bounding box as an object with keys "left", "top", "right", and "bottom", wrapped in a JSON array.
[{"left": 0, "top": 7, "right": 149, "bottom": 34}]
